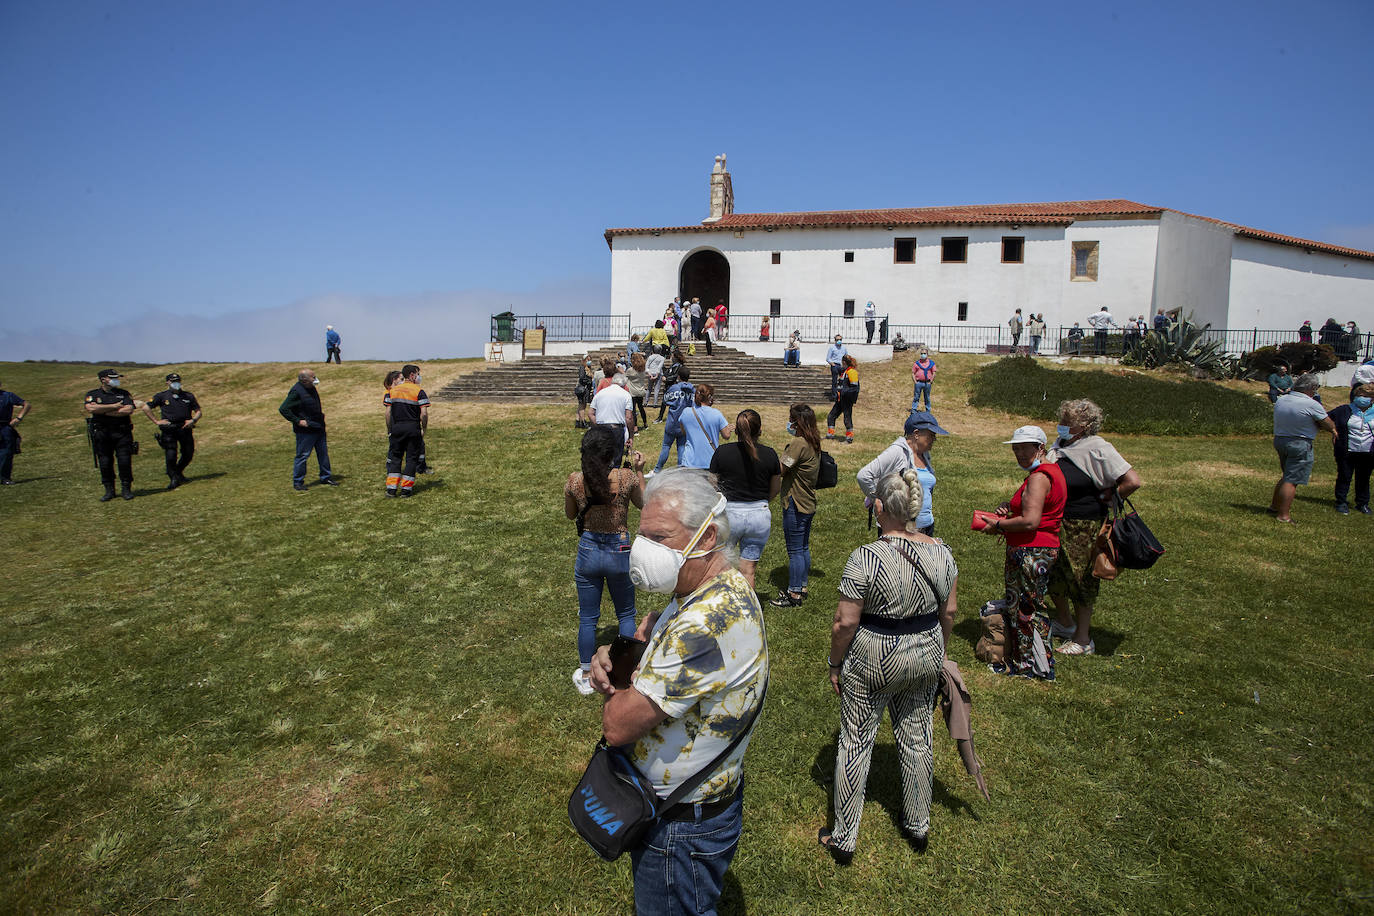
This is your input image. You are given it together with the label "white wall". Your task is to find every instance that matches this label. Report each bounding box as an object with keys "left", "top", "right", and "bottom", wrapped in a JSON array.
[
  {"left": 611, "top": 217, "right": 1163, "bottom": 335},
  {"left": 1151, "top": 211, "right": 1233, "bottom": 327},
  {"left": 1227, "top": 238, "right": 1374, "bottom": 329}
]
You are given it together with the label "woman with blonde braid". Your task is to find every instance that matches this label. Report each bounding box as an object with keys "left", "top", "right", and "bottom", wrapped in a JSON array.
[{"left": 818, "top": 470, "right": 958, "bottom": 865}]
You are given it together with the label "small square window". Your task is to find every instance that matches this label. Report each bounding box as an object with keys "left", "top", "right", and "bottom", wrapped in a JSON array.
[
  {"left": 769, "top": 298, "right": 781, "bottom": 317},
  {"left": 893, "top": 238, "right": 916, "bottom": 263},
  {"left": 957, "top": 302, "right": 968, "bottom": 322},
  {"left": 843, "top": 300, "right": 855, "bottom": 318},
  {"left": 1071, "top": 241, "right": 1099, "bottom": 281},
  {"left": 941, "top": 237, "right": 968, "bottom": 263},
  {"left": 771, "top": 251, "right": 781, "bottom": 265},
  {"left": 844, "top": 251, "right": 854, "bottom": 263},
  {"left": 1002, "top": 236, "right": 1024, "bottom": 263}
]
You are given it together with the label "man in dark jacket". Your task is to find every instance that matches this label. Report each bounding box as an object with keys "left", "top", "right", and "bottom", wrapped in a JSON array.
[{"left": 278, "top": 368, "right": 338, "bottom": 491}]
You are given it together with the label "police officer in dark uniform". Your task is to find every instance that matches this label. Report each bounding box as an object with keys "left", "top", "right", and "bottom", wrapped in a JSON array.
[
  {"left": 140, "top": 372, "right": 202, "bottom": 489},
  {"left": 84, "top": 369, "right": 137, "bottom": 501}
]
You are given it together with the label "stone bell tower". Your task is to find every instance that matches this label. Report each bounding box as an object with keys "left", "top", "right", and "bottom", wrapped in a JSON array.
[{"left": 704, "top": 154, "right": 734, "bottom": 223}]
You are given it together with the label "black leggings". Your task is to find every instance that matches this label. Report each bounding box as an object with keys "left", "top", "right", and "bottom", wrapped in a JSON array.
[
  {"left": 827, "top": 394, "right": 857, "bottom": 431},
  {"left": 632, "top": 396, "right": 648, "bottom": 426}
]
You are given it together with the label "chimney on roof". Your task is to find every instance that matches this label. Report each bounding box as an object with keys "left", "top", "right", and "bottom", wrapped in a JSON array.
[{"left": 704, "top": 154, "right": 733, "bottom": 223}]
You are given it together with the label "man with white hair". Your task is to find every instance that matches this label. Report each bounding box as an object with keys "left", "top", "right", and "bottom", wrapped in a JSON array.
[
  {"left": 590, "top": 372, "right": 635, "bottom": 468},
  {"left": 1269, "top": 373, "right": 1336, "bottom": 523},
  {"left": 325, "top": 325, "right": 341, "bottom": 363},
  {"left": 590, "top": 468, "right": 769, "bottom": 916}
]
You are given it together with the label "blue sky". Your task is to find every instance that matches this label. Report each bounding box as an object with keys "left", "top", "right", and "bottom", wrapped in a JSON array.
[{"left": 2, "top": 0, "right": 1372, "bottom": 360}]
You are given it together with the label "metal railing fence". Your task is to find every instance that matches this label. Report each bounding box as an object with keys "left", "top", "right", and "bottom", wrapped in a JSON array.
[{"left": 493, "top": 312, "right": 1374, "bottom": 361}]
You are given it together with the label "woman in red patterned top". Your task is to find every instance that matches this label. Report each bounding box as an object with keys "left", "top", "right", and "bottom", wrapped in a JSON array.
[{"left": 979, "top": 425, "right": 1066, "bottom": 680}]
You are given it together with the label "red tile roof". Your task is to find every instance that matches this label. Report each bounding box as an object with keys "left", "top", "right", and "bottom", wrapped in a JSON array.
[{"left": 604, "top": 198, "right": 1374, "bottom": 260}]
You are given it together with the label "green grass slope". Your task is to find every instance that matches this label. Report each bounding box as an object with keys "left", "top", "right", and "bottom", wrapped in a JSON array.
[{"left": 0, "top": 359, "right": 1370, "bottom": 914}]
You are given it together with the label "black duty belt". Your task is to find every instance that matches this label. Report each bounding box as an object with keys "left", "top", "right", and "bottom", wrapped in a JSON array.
[
  {"left": 659, "top": 786, "right": 740, "bottom": 823},
  {"left": 860, "top": 612, "right": 939, "bottom": 635}
]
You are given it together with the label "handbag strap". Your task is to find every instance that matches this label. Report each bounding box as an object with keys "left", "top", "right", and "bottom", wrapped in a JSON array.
[
  {"left": 883, "top": 536, "right": 943, "bottom": 605},
  {"left": 688, "top": 403, "right": 718, "bottom": 450},
  {"left": 656, "top": 678, "right": 769, "bottom": 811}
]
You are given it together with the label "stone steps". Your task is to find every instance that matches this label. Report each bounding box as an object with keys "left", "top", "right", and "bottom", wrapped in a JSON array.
[{"left": 435, "top": 345, "right": 833, "bottom": 404}]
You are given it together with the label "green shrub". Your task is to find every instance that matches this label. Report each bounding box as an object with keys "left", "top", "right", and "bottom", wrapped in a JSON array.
[
  {"left": 968, "top": 357, "right": 1272, "bottom": 436},
  {"left": 1120, "top": 316, "right": 1235, "bottom": 378},
  {"left": 1242, "top": 342, "right": 1338, "bottom": 377}
]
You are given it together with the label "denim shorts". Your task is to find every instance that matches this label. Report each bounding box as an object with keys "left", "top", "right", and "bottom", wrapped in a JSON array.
[
  {"left": 1275, "top": 435, "right": 1315, "bottom": 485},
  {"left": 724, "top": 500, "right": 772, "bottom": 561}
]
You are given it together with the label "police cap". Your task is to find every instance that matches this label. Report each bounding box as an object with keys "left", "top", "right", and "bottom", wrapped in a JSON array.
[
  {"left": 165, "top": 372, "right": 181, "bottom": 382},
  {"left": 97, "top": 368, "right": 119, "bottom": 380}
]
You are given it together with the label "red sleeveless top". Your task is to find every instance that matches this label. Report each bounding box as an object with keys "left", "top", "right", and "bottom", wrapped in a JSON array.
[{"left": 1006, "top": 463, "right": 1066, "bottom": 549}]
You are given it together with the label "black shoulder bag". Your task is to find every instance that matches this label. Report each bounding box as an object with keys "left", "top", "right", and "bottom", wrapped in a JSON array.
[
  {"left": 1109, "top": 495, "right": 1165, "bottom": 570},
  {"left": 816, "top": 449, "right": 838, "bottom": 489},
  {"left": 569, "top": 680, "right": 768, "bottom": 861}
]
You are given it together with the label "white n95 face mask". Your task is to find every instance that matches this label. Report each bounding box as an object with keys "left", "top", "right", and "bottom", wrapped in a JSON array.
[{"left": 629, "top": 495, "right": 726, "bottom": 594}]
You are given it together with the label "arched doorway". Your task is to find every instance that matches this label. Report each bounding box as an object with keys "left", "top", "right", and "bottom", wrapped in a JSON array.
[{"left": 679, "top": 249, "right": 730, "bottom": 315}]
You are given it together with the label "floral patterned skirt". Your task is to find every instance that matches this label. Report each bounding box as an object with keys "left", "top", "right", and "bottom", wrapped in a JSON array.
[
  {"left": 1048, "top": 517, "right": 1105, "bottom": 607},
  {"left": 1000, "top": 546, "right": 1058, "bottom": 680}
]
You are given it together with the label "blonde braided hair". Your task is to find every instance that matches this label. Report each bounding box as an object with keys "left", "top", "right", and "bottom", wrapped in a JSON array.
[{"left": 876, "top": 469, "right": 926, "bottom": 534}]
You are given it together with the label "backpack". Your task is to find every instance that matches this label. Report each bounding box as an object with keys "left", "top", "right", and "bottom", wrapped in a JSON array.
[{"left": 815, "top": 449, "right": 838, "bottom": 489}]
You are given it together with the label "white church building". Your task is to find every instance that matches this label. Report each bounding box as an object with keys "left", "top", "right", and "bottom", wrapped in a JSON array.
[{"left": 606, "top": 156, "right": 1374, "bottom": 341}]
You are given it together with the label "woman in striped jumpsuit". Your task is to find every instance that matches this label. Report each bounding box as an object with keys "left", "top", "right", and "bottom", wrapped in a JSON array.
[{"left": 819, "top": 469, "right": 958, "bottom": 864}]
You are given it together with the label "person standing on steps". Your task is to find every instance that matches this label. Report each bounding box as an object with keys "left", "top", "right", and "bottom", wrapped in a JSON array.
[
  {"left": 827, "top": 335, "right": 848, "bottom": 398},
  {"left": 279, "top": 368, "right": 339, "bottom": 492},
  {"left": 864, "top": 301, "right": 877, "bottom": 344},
  {"left": 0, "top": 379, "right": 31, "bottom": 486},
  {"left": 325, "top": 325, "right": 342, "bottom": 363},
  {"left": 84, "top": 369, "right": 137, "bottom": 501},
  {"left": 139, "top": 372, "right": 201, "bottom": 490},
  {"left": 1088, "top": 307, "right": 1118, "bottom": 356},
  {"left": 1008, "top": 309, "right": 1023, "bottom": 354}
]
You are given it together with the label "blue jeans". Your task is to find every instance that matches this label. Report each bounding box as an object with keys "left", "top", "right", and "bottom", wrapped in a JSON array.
[
  {"left": 782, "top": 502, "right": 814, "bottom": 593},
  {"left": 574, "top": 531, "right": 636, "bottom": 665},
  {"left": 654, "top": 427, "right": 686, "bottom": 472},
  {"left": 783, "top": 349, "right": 800, "bottom": 366},
  {"left": 911, "top": 382, "right": 931, "bottom": 410},
  {"left": 724, "top": 501, "right": 771, "bottom": 562},
  {"left": 631, "top": 790, "right": 743, "bottom": 916},
  {"left": 293, "top": 429, "right": 333, "bottom": 485}
]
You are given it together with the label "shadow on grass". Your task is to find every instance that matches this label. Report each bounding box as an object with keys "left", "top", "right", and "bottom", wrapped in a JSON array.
[
  {"left": 954, "top": 614, "right": 1127, "bottom": 657},
  {"left": 809, "top": 730, "right": 984, "bottom": 840},
  {"left": 764, "top": 564, "right": 830, "bottom": 597}
]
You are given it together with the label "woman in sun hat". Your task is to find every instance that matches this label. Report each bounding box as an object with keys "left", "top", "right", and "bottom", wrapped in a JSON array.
[
  {"left": 1045, "top": 399, "right": 1142, "bottom": 656},
  {"left": 978, "top": 424, "right": 1066, "bottom": 680}
]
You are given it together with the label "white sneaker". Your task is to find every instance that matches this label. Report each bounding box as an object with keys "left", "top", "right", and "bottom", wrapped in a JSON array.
[
  {"left": 642, "top": 469, "right": 656, "bottom": 479},
  {"left": 1057, "top": 639, "right": 1095, "bottom": 656},
  {"left": 1049, "top": 620, "right": 1077, "bottom": 640},
  {"left": 572, "top": 667, "right": 595, "bottom": 695}
]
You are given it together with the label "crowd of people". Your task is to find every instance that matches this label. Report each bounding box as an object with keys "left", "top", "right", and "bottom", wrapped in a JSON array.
[{"left": 564, "top": 349, "right": 1154, "bottom": 904}]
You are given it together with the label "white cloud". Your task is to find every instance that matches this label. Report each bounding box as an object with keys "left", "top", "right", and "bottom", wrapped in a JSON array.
[{"left": 0, "top": 277, "right": 609, "bottom": 363}]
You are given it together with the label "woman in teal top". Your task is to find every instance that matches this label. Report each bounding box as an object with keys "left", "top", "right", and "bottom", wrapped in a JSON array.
[{"left": 1267, "top": 361, "right": 1293, "bottom": 403}]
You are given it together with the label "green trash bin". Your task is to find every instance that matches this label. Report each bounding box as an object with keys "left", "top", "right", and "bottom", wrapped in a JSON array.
[{"left": 494, "top": 311, "right": 517, "bottom": 343}]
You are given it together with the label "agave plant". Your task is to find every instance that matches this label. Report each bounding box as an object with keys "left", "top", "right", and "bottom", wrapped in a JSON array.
[{"left": 1121, "top": 314, "right": 1234, "bottom": 377}]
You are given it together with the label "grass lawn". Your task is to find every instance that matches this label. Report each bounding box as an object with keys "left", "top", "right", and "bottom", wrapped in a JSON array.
[{"left": 1, "top": 355, "right": 1370, "bottom": 914}]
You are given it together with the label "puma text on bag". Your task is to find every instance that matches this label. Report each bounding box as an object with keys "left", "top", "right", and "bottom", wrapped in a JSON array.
[{"left": 569, "top": 740, "right": 661, "bottom": 861}]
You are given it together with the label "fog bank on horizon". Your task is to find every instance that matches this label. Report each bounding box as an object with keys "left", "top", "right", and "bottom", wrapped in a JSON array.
[{"left": 0, "top": 280, "right": 609, "bottom": 364}]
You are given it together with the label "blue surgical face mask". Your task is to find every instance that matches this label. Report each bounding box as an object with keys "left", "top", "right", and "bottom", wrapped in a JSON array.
[
  {"left": 106, "top": 377, "right": 120, "bottom": 387},
  {"left": 1056, "top": 424, "right": 1072, "bottom": 442},
  {"left": 1355, "top": 396, "right": 1373, "bottom": 410},
  {"left": 1025, "top": 459, "right": 1042, "bottom": 471},
  {"left": 786, "top": 422, "right": 796, "bottom": 436},
  {"left": 169, "top": 382, "right": 182, "bottom": 391}
]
